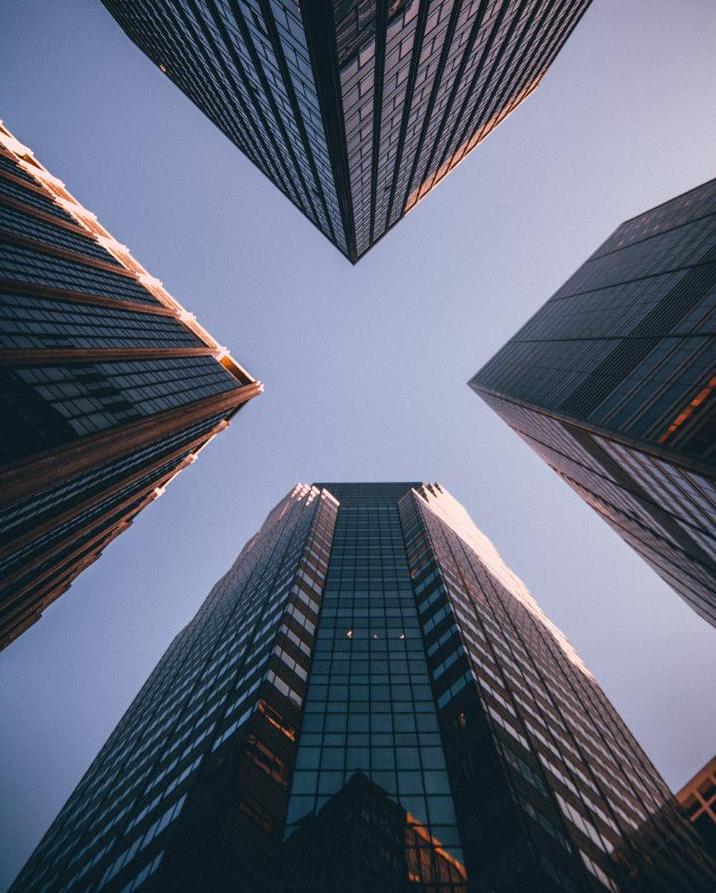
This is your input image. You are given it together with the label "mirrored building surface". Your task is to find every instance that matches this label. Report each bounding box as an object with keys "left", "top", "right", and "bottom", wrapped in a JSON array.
[
  {"left": 0, "top": 123, "right": 261, "bottom": 649},
  {"left": 100, "top": 1, "right": 592, "bottom": 262},
  {"left": 284, "top": 771, "right": 468, "bottom": 892},
  {"left": 10, "top": 483, "right": 714, "bottom": 892},
  {"left": 470, "top": 179, "right": 716, "bottom": 628}
]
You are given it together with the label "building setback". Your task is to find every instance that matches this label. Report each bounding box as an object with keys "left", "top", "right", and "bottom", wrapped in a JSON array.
[
  {"left": 677, "top": 756, "right": 716, "bottom": 864},
  {"left": 100, "top": 0, "right": 592, "bottom": 262},
  {"left": 470, "top": 179, "right": 716, "bottom": 628},
  {"left": 0, "top": 123, "right": 261, "bottom": 649},
  {"left": 10, "top": 483, "right": 714, "bottom": 892}
]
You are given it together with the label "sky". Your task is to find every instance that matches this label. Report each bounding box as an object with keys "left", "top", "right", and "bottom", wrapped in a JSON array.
[{"left": 1, "top": 0, "right": 715, "bottom": 887}]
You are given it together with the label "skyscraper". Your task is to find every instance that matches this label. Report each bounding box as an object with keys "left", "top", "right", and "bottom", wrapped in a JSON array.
[
  {"left": 469, "top": 179, "right": 716, "bottom": 627},
  {"left": 11, "top": 483, "right": 714, "bottom": 892},
  {"left": 100, "top": 1, "right": 592, "bottom": 262},
  {"left": 0, "top": 123, "right": 261, "bottom": 649},
  {"left": 677, "top": 755, "right": 716, "bottom": 863}
]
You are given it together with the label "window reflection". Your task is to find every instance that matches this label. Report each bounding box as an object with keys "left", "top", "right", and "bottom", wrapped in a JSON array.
[{"left": 284, "top": 773, "right": 467, "bottom": 892}]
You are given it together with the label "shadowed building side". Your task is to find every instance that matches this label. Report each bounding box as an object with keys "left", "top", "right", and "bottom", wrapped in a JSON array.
[
  {"left": 0, "top": 122, "right": 261, "bottom": 649},
  {"left": 470, "top": 178, "right": 716, "bottom": 627},
  {"left": 100, "top": 0, "right": 592, "bottom": 262}
]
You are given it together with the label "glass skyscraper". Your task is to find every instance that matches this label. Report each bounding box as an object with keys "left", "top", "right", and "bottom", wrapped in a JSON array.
[
  {"left": 10, "top": 483, "right": 714, "bottom": 892},
  {"left": 677, "top": 755, "right": 716, "bottom": 865},
  {"left": 0, "top": 123, "right": 261, "bottom": 649},
  {"left": 100, "top": 0, "right": 592, "bottom": 262},
  {"left": 470, "top": 179, "right": 716, "bottom": 628}
]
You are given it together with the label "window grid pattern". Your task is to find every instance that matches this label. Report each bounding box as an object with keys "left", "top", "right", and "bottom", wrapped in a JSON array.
[
  {"left": 0, "top": 242, "right": 160, "bottom": 305},
  {"left": 471, "top": 179, "right": 716, "bottom": 627},
  {"left": 0, "top": 413, "right": 227, "bottom": 543},
  {"left": 0, "top": 153, "right": 40, "bottom": 183},
  {"left": 0, "top": 453, "right": 188, "bottom": 578},
  {"left": 0, "top": 173, "right": 77, "bottom": 224},
  {"left": 0, "top": 126, "right": 258, "bottom": 651},
  {"left": 100, "top": 0, "right": 589, "bottom": 261},
  {"left": 8, "top": 356, "right": 237, "bottom": 444},
  {"left": 0, "top": 292, "right": 203, "bottom": 350},
  {"left": 3, "top": 495, "right": 151, "bottom": 614},
  {"left": 9, "top": 484, "right": 716, "bottom": 891},
  {"left": 0, "top": 203, "right": 123, "bottom": 265},
  {"left": 403, "top": 483, "right": 715, "bottom": 891},
  {"left": 479, "top": 393, "right": 716, "bottom": 625},
  {"left": 286, "top": 483, "right": 465, "bottom": 889},
  {"left": 677, "top": 755, "right": 716, "bottom": 866},
  {"left": 10, "top": 486, "right": 332, "bottom": 893}
]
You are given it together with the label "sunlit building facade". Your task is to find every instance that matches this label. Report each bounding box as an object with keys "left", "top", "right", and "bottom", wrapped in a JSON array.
[
  {"left": 100, "top": 0, "right": 592, "bottom": 262},
  {"left": 0, "top": 123, "right": 261, "bottom": 649},
  {"left": 11, "top": 482, "right": 714, "bottom": 892},
  {"left": 470, "top": 179, "right": 716, "bottom": 628}
]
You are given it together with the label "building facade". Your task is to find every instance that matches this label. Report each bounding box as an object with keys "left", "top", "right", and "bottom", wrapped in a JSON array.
[
  {"left": 677, "top": 755, "right": 716, "bottom": 863},
  {"left": 10, "top": 482, "right": 714, "bottom": 892},
  {"left": 100, "top": 0, "right": 592, "bottom": 262},
  {"left": 0, "top": 123, "right": 261, "bottom": 649},
  {"left": 470, "top": 179, "right": 716, "bottom": 627}
]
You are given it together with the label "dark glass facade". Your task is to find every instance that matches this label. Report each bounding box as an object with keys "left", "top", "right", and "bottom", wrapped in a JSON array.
[
  {"left": 470, "top": 179, "right": 716, "bottom": 627},
  {"left": 677, "top": 755, "right": 716, "bottom": 864},
  {"left": 10, "top": 483, "right": 714, "bottom": 892},
  {"left": 100, "top": 1, "right": 592, "bottom": 262},
  {"left": 285, "top": 482, "right": 461, "bottom": 869},
  {"left": 0, "top": 123, "right": 261, "bottom": 649}
]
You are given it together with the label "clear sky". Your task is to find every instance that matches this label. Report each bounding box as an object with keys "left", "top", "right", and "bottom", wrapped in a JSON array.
[{"left": 1, "top": 0, "right": 715, "bottom": 888}]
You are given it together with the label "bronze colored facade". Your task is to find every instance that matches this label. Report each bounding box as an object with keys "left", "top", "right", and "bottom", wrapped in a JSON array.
[
  {"left": 470, "top": 179, "right": 716, "bottom": 627},
  {"left": 9, "top": 483, "right": 714, "bottom": 892},
  {"left": 100, "top": 1, "right": 592, "bottom": 262},
  {"left": 0, "top": 123, "right": 261, "bottom": 649},
  {"left": 677, "top": 756, "right": 716, "bottom": 863}
]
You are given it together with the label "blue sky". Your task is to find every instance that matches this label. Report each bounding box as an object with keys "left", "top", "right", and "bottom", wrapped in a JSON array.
[{"left": 1, "top": 0, "right": 716, "bottom": 887}]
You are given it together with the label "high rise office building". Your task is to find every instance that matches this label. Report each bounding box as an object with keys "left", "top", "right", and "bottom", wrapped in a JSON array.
[
  {"left": 470, "top": 179, "right": 716, "bottom": 627},
  {"left": 0, "top": 123, "right": 261, "bottom": 649},
  {"left": 101, "top": 1, "right": 592, "bottom": 262},
  {"left": 11, "top": 483, "right": 714, "bottom": 892},
  {"left": 677, "top": 755, "right": 716, "bottom": 863}
]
